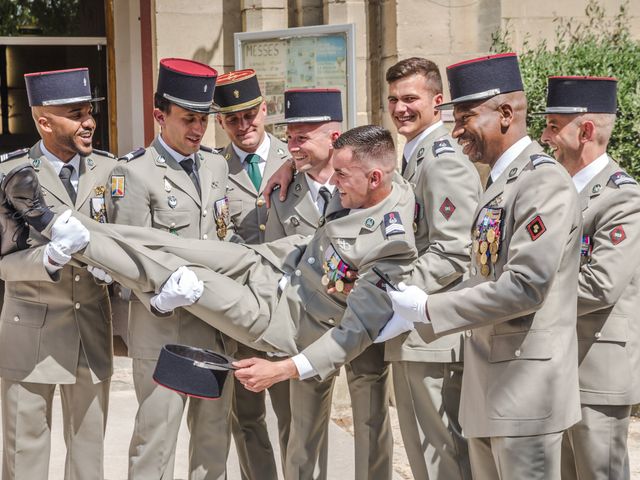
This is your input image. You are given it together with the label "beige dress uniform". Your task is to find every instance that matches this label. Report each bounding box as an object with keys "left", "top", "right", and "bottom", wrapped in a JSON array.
[
  {"left": 561, "top": 157, "right": 640, "bottom": 480},
  {"left": 385, "top": 123, "right": 481, "bottom": 480},
  {"left": 55, "top": 180, "right": 416, "bottom": 479},
  {"left": 423, "top": 140, "right": 583, "bottom": 480},
  {"left": 105, "top": 137, "right": 234, "bottom": 480},
  {"left": 0, "top": 143, "right": 115, "bottom": 480},
  {"left": 222, "top": 134, "right": 291, "bottom": 480},
  {"left": 268, "top": 171, "right": 395, "bottom": 480}
]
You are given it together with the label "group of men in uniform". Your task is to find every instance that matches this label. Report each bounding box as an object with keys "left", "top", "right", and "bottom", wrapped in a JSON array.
[{"left": 0, "top": 47, "right": 637, "bottom": 480}]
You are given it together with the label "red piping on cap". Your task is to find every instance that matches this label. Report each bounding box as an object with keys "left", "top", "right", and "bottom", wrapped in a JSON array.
[
  {"left": 217, "top": 69, "right": 256, "bottom": 84},
  {"left": 447, "top": 52, "right": 518, "bottom": 70},
  {"left": 160, "top": 58, "right": 217, "bottom": 77},
  {"left": 548, "top": 75, "right": 617, "bottom": 81},
  {"left": 24, "top": 67, "right": 88, "bottom": 77}
]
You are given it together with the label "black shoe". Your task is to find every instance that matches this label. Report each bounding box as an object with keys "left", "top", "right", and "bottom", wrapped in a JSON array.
[
  {"left": 0, "top": 197, "right": 30, "bottom": 256},
  {"left": 0, "top": 164, "right": 54, "bottom": 233}
]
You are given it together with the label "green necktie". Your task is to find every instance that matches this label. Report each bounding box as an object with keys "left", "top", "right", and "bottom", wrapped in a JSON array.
[{"left": 246, "top": 153, "right": 262, "bottom": 191}]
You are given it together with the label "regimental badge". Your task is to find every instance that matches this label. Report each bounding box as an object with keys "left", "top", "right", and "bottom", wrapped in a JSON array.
[
  {"left": 365, "top": 217, "right": 375, "bottom": 228},
  {"left": 526, "top": 215, "right": 546, "bottom": 241},
  {"left": 508, "top": 168, "right": 518, "bottom": 178},
  {"left": 277, "top": 148, "right": 285, "bottom": 156},
  {"left": 86, "top": 157, "right": 95, "bottom": 168},
  {"left": 383, "top": 212, "right": 405, "bottom": 237},
  {"left": 610, "top": 225, "right": 626, "bottom": 245},
  {"left": 432, "top": 139, "right": 455, "bottom": 157},
  {"left": 167, "top": 195, "right": 178, "bottom": 208},
  {"left": 417, "top": 147, "right": 425, "bottom": 158},
  {"left": 580, "top": 234, "right": 592, "bottom": 263},
  {"left": 291, "top": 216, "right": 300, "bottom": 227},
  {"left": 439, "top": 197, "right": 456, "bottom": 221},
  {"left": 321, "top": 244, "right": 352, "bottom": 293},
  {"left": 592, "top": 184, "right": 602, "bottom": 194},
  {"left": 32, "top": 157, "right": 41, "bottom": 169},
  {"left": 91, "top": 185, "right": 107, "bottom": 223},
  {"left": 214, "top": 196, "right": 230, "bottom": 239},
  {"left": 111, "top": 175, "right": 125, "bottom": 197},
  {"left": 473, "top": 207, "right": 503, "bottom": 276},
  {"left": 294, "top": 183, "right": 302, "bottom": 192}
]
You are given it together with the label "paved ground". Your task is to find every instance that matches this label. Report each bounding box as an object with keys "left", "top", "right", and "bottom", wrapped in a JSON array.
[{"left": 3, "top": 356, "right": 640, "bottom": 479}]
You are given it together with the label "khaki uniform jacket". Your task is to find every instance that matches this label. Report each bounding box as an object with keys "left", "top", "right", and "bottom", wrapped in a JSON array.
[
  {"left": 386, "top": 125, "right": 482, "bottom": 363},
  {"left": 254, "top": 180, "right": 418, "bottom": 379},
  {"left": 0, "top": 143, "right": 115, "bottom": 383},
  {"left": 575, "top": 157, "right": 640, "bottom": 406},
  {"left": 265, "top": 173, "right": 321, "bottom": 240},
  {"left": 224, "top": 133, "right": 290, "bottom": 244},
  {"left": 105, "top": 138, "right": 233, "bottom": 359},
  {"left": 425, "top": 141, "right": 583, "bottom": 438}
]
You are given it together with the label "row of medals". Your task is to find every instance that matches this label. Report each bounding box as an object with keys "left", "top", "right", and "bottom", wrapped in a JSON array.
[
  {"left": 473, "top": 226, "right": 500, "bottom": 276},
  {"left": 321, "top": 251, "right": 348, "bottom": 292}
]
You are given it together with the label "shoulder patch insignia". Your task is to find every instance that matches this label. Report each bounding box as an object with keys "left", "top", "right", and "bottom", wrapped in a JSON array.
[
  {"left": 530, "top": 153, "right": 555, "bottom": 168},
  {"left": 610, "top": 225, "right": 626, "bottom": 245},
  {"left": 111, "top": 175, "right": 125, "bottom": 197},
  {"left": 383, "top": 211, "right": 405, "bottom": 237},
  {"left": 92, "top": 148, "right": 115, "bottom": 159},
  {"left": 526, "top": 215, "right": 546, "bottom": 241},
  {"left": 439, "top": 197, "right": 456, "bottom": 220},
  {"left": 199, "top": 145, "right": 214, "bottom": 153},
  {"left": 0, "top": 148, "right": 29, "bottom": 163},
  {"left": 119, "top": 147, "right": 146, "bottom": 162},
  {"left": 610, "top": 171, "right": 637, "bottom": 187},
  {"left": 432, "top": 139, "right": 455, "bottom": 157}
]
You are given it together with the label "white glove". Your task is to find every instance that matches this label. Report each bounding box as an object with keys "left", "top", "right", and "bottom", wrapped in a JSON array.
[
  {"left": 150, "top": 266, "right": 204, "bottom": 314},
  {"left": 373, "top": 312, "right": 416, "bottom": 343},
  {"left": 387, "top": 282, "right": 429, "bottom": 324},
  {"left": 87, "top": 265, "right": 113, "bottom": 285},
  {"left": 50, "top": 210, "right": 90, "bottom": 255}
]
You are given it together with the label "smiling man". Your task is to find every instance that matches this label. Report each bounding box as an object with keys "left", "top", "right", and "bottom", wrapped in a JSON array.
[
  {"left": 539, "top": 76, "right": 640, "bottom": 480},
  {"left": 0, "top": 68, "right": 116, "bottom": 480},
  {"left": 379, "top": 53, "right": 583, "bottom": 479},
  {"left": 104, "top": 58, "right": 235, "bottom": 480}
]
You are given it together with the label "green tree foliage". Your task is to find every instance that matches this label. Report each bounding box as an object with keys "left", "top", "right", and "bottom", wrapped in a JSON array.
[{"left": 492, "top": 0, "right": 640, "bottom": 178}]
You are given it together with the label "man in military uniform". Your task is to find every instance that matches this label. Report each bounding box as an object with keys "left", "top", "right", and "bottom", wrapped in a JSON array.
[
  {"left": 378, "top": 54, "right": 583, "bottom": 479},
  {"left": 383, "top": 57, "right": 481, "bottom": 480},
  {"left": 105, "top": 58, "right": 234, "bottom": 480},
  {"left": 1, "top": 124, "right": 415, "bottom": 480},
  {"left": 215, "top": 69, "right": 291, "bottom": 479},
  {"left": 539, "top": 76, "right": 640, "bottom": 480},
  {"left": 0, "top": 68, "right": 116, "bottom": 480}
]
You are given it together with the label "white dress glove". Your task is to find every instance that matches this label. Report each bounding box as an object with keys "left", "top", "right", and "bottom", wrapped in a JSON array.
[
  {"left": 51, "top": 210, "right": 90, "bottom": 255},
  {"left": 150, "top": 266, "right": 204, "bottom": 314},
  {"left": 87, "top": 265, "right": 113, "bottom": 285},
  {"left": 373, "top": 282, "right": 429, "bottom": 343}
]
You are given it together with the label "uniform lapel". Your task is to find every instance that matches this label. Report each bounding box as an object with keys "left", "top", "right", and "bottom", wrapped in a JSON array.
[
  {"left": 153, "top": 138, "right": 201, "bottom": 206},
  {"left": 75, "top": 155, "right": 99, "bottom": 208},
  {"left": 29, "top": 143, "right": 73, "bottom": 206},
  {"left": 226, "top": 145, "right": 257, "bottom": 195},
  {"left": 293, "top": 174, "right": 321, "bottom": 226},
  {"left": 581, "top": 158, "right": 615, "bottom": 211},
  {"left": 197, "top": 151, "right": 214, "bottom": 208}
]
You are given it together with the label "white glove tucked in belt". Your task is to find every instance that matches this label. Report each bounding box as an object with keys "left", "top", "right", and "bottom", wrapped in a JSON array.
[{"left": 150, "top": 266, "right": 204, "bottom": 314}]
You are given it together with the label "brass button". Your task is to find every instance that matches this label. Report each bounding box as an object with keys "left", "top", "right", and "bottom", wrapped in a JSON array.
[
  {"left": 202, "top": 234, "right": 208, "bottom": 240},
  {"left": 13, "top": 316, "right": 19, "bottom": 322},
  {"left": 202, "top": 209, "right": 207, "bottom": 217},
  {"left": 75, "top": 303, "right": 81, "bottom": 310},
  {"left": 595, "top": 332, "right": 602, "bottom": 339},
  {"left": 170, "top": 222, "right": 176, "bottom": 228},
  {"left": 514, "top": 349, "right": 521, "bottom": 357},
  {"left": 74, "top": 275, "right": 80, "bottom": 282},
  {"left": 295, "top": 269, "right": 301, "bottom": 277},
  {"left": 307, "top": 257, "right": 316, "bottom": 265},
  {"left": 259, "top": 224, "right": 266, "bottom": 231},
  {"left": 256, "top": 199, "right": 265, "bottom": 207},
  {"left": 328, "top": 318, "right": 335, "bottom": 325},
  {"left": 465, "top": 330, "right": 472, "bottom": 338}
]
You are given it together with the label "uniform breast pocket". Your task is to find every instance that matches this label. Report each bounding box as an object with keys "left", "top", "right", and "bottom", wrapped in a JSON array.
[
  {"left": 0, "top": 298, "right": 48, "bottom": 372},
  {"left": 488, "top": 329, "right": 553, "bottom": 420},
  {"left": 229, "top": 199, "right": 243, "bottom": 221},
  {"left": 303, "top": 290, "right": 345, "bottom": 328},
  {"left": 152, "top": 208, "right": 191, "bottom": 233}
]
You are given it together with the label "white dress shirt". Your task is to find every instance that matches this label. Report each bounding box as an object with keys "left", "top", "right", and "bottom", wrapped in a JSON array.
[
  {"left": 158, "top": 134, "right": 195, "bottom": 165},
  {"left": 232, "top": 133, "right": 270, "bottom": 177},
  {"left": 305, "top": 174, "right": 335, "bottom": 214},
  {"left": 572, "top": 153, "right": 609, "bottom": 193}
]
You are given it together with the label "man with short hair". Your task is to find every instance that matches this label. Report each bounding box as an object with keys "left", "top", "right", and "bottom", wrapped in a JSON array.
[
  {"left": 0, "top": 68, "right": 116, "bottom": 480},
  {"left": 105, "top": 58, "right": 234, "bottom": 480},
  {"left": 384, "top": 57, "right": 481, "bottom": 480},
  {"left": 215, "top": 69, "right": 291, "bottom": 480},
  {"left": 379, "top": 53, "right": 583, "bottom": 479},
  {"left": 539, "top": 76, "right": 640, "bottom": 480}
]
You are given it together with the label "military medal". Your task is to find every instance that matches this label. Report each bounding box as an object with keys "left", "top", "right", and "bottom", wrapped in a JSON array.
[
  {"left": 473, "top": 240, "right": 479, "bottom": 253},
  {"left": 214, "top": 196, "right": 230, "bottom": 239},
  {"left": 486, "top": 228, "right": 496, "bottom": 243},
  {"left": 481, "top": 264, "right": 490, "bottom": 276},
  {"left": 321, "top": 275, "right": 329, "bottom": 286},
  {"left": 91, "top": 186, "right": 107, "bottom": 223},
  {"left": 335, "top": 280, "right": 344, "bottom": 292},
  {"left": 473, "top": 207, "right": 503, "bottom": 277},
  {"left": 322, "top": 244, "right": 351, "bottom": 293}
]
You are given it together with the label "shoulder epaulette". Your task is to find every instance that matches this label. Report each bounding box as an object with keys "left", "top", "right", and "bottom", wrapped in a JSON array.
[
  {"left": 432, "top": 138, "right": 455, "bottom": 157},
  {"left": 530, "top": 153, "right": 556, "bottom": 168},
  {"left": 0, "top": 148, "right": 29, "bottom": 163},
  {"left": 118, "top": 147, "right": 146, "bottom": 162},
  {"left": 92, "top": 148, "right": 115, "bottom": 159},
  {"left": 609, "top": 171, "right": 638, "bottom": 187},
  {"left": 199, "top": 145, "right": 215, "bottom": 153}
]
